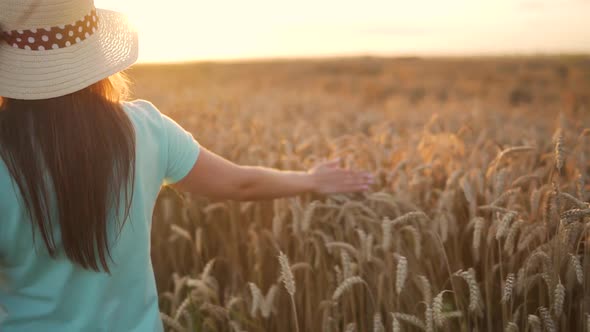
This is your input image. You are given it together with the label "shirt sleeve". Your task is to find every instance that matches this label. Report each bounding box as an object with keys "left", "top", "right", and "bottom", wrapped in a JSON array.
[{"left": 159, "top": 112, "right": 201, "bottom": 185}]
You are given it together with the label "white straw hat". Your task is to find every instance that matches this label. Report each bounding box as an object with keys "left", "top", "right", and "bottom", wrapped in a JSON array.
[{"left": 0, "top": 0, "right": 138, "bottom": 100}]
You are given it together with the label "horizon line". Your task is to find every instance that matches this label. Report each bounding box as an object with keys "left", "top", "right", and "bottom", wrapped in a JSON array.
[{"left": 135, "top": 51, "right": 590, "bottom": 65}]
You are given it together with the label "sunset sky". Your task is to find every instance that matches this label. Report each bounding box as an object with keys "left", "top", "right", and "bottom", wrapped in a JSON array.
[{"left": 95, "top": 0, "right": 590, "bottom": 63}]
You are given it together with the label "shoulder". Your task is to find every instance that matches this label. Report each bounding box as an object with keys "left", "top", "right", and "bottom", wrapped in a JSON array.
[
  {"left": 121, "top": 99, "right": 164, "bottom": 129},
  {"left": 121, "top": 99, "right": 160, "bottom": 117}
]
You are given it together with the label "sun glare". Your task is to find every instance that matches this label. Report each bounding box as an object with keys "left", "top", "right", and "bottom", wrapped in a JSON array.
[{"left": 95, "top": 0, "right": 590, "bottom": 63}]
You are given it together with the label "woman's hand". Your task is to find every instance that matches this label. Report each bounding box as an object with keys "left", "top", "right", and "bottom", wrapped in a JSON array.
[
  {"left": 308, "top": 158, "right": 374, "bottom": 194},
  {"left": 175, "top": 148, "right": 374, "bottom": 201}
]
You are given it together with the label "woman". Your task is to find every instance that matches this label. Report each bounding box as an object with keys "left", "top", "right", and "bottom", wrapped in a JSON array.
[{"left": 0, "top": 0, "right": 373, "bottom": 331}]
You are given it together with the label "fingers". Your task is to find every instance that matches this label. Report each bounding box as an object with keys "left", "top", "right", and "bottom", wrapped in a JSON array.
[
  {"left": 333, "top": 170, "right": 374, "bottom": 183},
  {"left": 346, "top": 171, "right": 374, "bottom": 184},
  {"left": 322, "top": 158, "right": 341, "bottom": 168},
  {"left": 353, "top": 172, "right": 374, "bottom": 190},
  {"left": 339, "top": 171, "right": 375, "bottom": 193},
  {"left": 344, "top": 182, "right": 371, "bottom": 193},
  {"left": 324, "top": 170, "right": 373, "bottom": 185},
  {"left": 314, "top": 167, "right": 376, "bottom": 194}
]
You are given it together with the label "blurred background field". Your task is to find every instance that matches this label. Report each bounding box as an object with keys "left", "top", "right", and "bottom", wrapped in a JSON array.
[
  {"left": 131, "top": 56, "right": 590, "bottom": 122},
  {"left": 129, "top": 56, "right": 590, "bottom": 332}
]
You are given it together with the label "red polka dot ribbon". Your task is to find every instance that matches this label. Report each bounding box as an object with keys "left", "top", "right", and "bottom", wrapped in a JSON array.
[{"left": 1, "top": 9, "right": 99, "bottom": 51}]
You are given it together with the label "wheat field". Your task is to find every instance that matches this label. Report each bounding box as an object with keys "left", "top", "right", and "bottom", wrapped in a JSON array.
[{"left": 129, "top": 56, "right": 590, "bottom": 332}]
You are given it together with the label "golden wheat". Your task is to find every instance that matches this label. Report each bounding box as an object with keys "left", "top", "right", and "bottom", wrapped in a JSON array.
[{"left": 131, "top": 58, "right": 590, "bottom": 332}]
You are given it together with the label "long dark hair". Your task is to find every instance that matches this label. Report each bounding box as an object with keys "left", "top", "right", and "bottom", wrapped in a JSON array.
[{"left": 0, "top": 75, "right": 136, "bottom": 273}]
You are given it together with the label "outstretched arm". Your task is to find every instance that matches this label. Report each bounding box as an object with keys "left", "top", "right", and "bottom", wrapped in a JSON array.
[{"left": 172, "top": 147, "right": 374, "bottom": 201}]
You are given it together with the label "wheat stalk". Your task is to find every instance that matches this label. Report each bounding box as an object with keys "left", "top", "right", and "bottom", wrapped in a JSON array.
[
  {"left": 424, "top": 304, "right": 434, "bottom": 332},
  {"left": 504, "top": 220, "right": 524, "bottom": 253},
  {"left": 417, "top": 275, "right": 432, "bottom": 304},
  {"left": 332, "top": 276, "right": 366, "bottom": 301},
  {"left": 200, "top": 303, "right": 229, "bottom": 322},
  {"left": 569, "top": 254, "right": 584, "bottom": 284},
  {"left": 160, "top": 312, "right": 187, "bottom": 332},
  {"left": 472, "top": 217, "right": 485, "bottom": 253},
  {"left": 326, "top": 242, "right": 360, "bottom": 259},
  {"left": 526, "top": 250, "right": 551, "bottom": 274},
  {"left": 200, "top": 258, "right": 216, "bottom": 280},
  {"left": 392, "top": 317, "right": 401, "bottom": 332},
  {"left": 433, "top": 291, "right": 446, "bottom": 327},
  {"left": 560, "top": 208, "right": 590, "bottom": 223},
  {"left": 395, "top": 255, "right": 408, "bottom": 295},
  {"left": 441, "top": 311, "right": 463, "bottom": 319},
  {"left": 373, "top": 313, "right": 385, "bottom": 332},
  {"left": 391, "top": 312, "right": 426, "bottom": 330},
  {"left": 501, "top": 273, "right": 515, "bottom": 304},
  {"left": 248, "top": 283, "right": 278, "bottom": 318},
  {"left": 528, "top": 314, "right": 542, "bottom": 332},
  {"left": 278, "top": 251, "right": 299, "bottom": 332},
  {"left": 511, "top": 174, "right": 540, "bottom": 188},
  {"left": 577, "top": 172, "right": 585, "bottom": 200},
  {"left": 302, "top": 201, "right": 320, "bottom": 232},
  {"left": 382, "top": 220, "right": 393, "bottom": 251},
  {"left": 491, "top": 189, "right": 522, "bottom": 207},
  {"left": 485, "top": 147, "right": 534, "bottom": 181},
  {"left": 402, "top": 225, "right": 422, "bottom": 258},
  {"left": 538, "top": 306, "right": 556, "bottom": 332},
  {"left": 456, "top": 268, "right": 483, "bottom": 315},
  {"left": 494, "top": 169, "right": 508, "bottom": 197},
  {"left": 531, "top": 186, "right": 544, "bottom": 219},
  {"left": 356, "top": 228, "right": 374, "bottom": 262},
  {"left": 496, "top": 211, "right": 517, "bottom": 240},
  {"left": 341, "top": 251, "right": 353, "bottom": 279},
  {"left": 554, "top": 128, "right": 565, "bottom": 172},
  {"left": 345, "top": 322, "right": 357, "bottom": 332},
  {"left": 559, "top": 192, "right": 589, "bottom": 209},
  {"left": 553, "top": 281, "right": 565, "bottom": 317},
  {"left": 170, "top": 224, "right": 192, "bottom": 242},
  {"left": 174, "top": 296, "right": 192, "bottom": 321},
  {"left": 517, "top": 224, "right": 546, "bottom": 252},
  {"left": 505, "top": 321, "right": 519, "bottom": 332},
  {"left": 385, "top": 211, "right": 430, "bottom": 228}
]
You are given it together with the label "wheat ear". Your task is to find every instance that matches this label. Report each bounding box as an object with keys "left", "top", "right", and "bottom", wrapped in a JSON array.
[
  {"left": 160, "top": 312, "right": 186, "bottom": 332},
  {"left": 539, "top": 306, "right": 556, "bottom": 332},
  {"left": 395, "top": 254, "right": 408, "bottom": 295},
  {"left": 278, "top": 251, "right": 299, "bottom": 332},
  {"left": 501, "top": 273, "right": 515, "bottom": 304},
  {"left": 332, "top": 276, "right": 366, "bottom": 301},
  {"left": 553, "top": 281, "right": 565, "bottom": 317}
]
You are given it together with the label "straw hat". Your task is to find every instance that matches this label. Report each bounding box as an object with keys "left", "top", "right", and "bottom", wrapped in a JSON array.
[{"left": 0, "top": 0, "right": 138, "bottom": 100}]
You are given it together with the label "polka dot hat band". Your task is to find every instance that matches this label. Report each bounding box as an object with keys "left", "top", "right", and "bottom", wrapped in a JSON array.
[
  {"left": 2, "top": 9, "right": 99, "bottom": 51},
  {"left": 0, "top": 0, "right": 139, "bottom": 100}
]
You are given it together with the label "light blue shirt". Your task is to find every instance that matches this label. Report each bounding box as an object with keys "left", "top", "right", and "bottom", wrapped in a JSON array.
[{"left": 0, "top": 100, "right": 200, "bottom": 331}]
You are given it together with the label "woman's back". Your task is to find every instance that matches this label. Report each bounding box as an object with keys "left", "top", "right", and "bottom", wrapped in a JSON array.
[{"left": 0, "top": 100, "right": 200, "bottom": 331}]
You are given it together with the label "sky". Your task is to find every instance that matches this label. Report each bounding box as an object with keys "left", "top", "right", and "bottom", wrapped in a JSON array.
[{"left": 95, "top": 0, "right": 590, "bottom": 63}]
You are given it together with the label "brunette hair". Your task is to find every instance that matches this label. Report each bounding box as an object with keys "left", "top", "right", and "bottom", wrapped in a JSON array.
[{"left": 0, "top": 75, "right": 136, "bottom": 273}]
